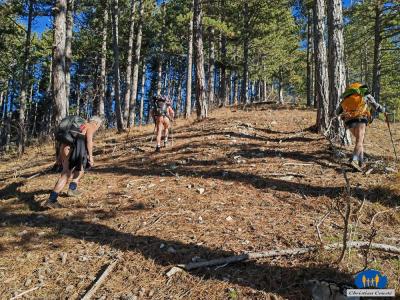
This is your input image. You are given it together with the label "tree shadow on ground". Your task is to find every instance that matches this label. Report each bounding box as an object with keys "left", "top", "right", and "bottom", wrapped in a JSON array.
[
  {"left": 0, "top": 209, "right": 353, "bottom": 299},
  {"left": 0, "top": 181, "right": 50, "bottom": 212}
]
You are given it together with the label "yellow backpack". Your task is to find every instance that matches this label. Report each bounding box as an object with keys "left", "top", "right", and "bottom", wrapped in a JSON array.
[{"left": 340, "top": 83, "right": 371, "bottom": 121}]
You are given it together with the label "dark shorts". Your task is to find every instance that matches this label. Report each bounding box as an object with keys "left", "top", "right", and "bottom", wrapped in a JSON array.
[{"left": 345, "top": 118, "right": 368, "bottom": 129}]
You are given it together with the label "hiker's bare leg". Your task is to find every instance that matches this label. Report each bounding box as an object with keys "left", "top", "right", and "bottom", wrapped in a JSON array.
[
  {"left": 53, "top": 144, "right": 72, "bottom": 193},
  {"left": 71, "top": 169, "right": 84, "bottom": 184},
  {"left": 163, "top": 118, "right": 170, "bottom": 144},
  {"left": 156, "top": 117, "right": 164, "bottom": 148},
  {"left": 353, "top": 123, "right": 366, "bottom": 159}
]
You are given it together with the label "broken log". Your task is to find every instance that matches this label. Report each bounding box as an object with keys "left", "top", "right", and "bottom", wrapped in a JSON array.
[
  {"left": 178, "top": 242, "right": 400, "bottom": 271},
  {"left": 81, "top": 260, "right": 118, "bottom": 300}
]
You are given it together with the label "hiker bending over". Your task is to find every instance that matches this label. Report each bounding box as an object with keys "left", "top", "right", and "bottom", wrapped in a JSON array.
[
  {"left": 44, "top": 116, "right": 102, "bottom": 209},
  {"left": 151, "top": 96, "right": 175, "bottom": 152},
  {"left": 336, "top": 83, "right": 385, "bottom": 171}
]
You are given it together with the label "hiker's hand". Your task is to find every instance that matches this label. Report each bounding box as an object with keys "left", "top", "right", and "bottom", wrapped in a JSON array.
[{"left": 88, "top": 156, "right": 94, "bottom": 167}]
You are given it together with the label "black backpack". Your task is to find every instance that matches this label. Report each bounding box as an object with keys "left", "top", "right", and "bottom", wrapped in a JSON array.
[
  {"left": 154, "top": 98, "right": 168, "bottom": 117},
  {"left": 55, "top": 116, "right": 86, "bottom": 145}
]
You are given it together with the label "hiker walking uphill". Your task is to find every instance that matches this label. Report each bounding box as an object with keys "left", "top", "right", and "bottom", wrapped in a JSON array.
[
  {"left": 151, "top": 96, "right": 175, "bottom": 153},
  {"left": 43, "top": 116, "right": 102, "bottom": 209},
  {"left": 336, "top": 83, "right": 386, "bottom": 172}
]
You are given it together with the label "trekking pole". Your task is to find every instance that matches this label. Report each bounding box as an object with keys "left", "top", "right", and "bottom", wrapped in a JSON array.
[{"left": 384, "top": 113, "right": 398, "bottom": 161}]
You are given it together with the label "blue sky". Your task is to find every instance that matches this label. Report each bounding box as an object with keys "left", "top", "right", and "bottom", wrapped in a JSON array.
[{"left": 25, "top": 0, "right": 354, "bottom": 35}]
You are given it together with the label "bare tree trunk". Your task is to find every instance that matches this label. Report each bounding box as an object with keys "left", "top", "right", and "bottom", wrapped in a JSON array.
[
  {"left": 76, "top": 79, "right": 81, "bottom": 115},
  {"left": 52, "top": 0, "right": 67, "bottom": 126},
  {"left": 156, "top": 3, "right": 166, "bottom": 96},
  {"left": 123, "top": 0, "right": 136, "bottom": 125},
  {"left": 185, "top": 9, "right": 194, "bottom": 118},
  {"left": 17, "top": 0, "right": 34, "bottom": 155},
  {"left": 111, "top": 0, "right": 125, "bottom": 132},
  {"left": 313, "top": 0, "right": 329, "bottom": 132},
  {"left": 128, "top": 0, "right": 144, "bottom": 128},
  {"left": 278, "top": 78, "right": 284, "bottom": 104},
  {"left": 219, "top": 0, "right": 227, "bottom": 107},
  {"left": 176, "top": 72, "right": 183, "bottom": 117},
  {"left": 234, "top": 73, "right": 239, "bottom": 107},
  {"left": 65, "top": 0, "right": 74, "bottom": 115},
  {"left": 227, "top": 70, "right": 232, "bottom": 105},
  {"left": 372, "top": 1, "right": 383, "bottom": 103},
  {"left": 241, "top": 2, "right": 249, "bottom": 105},
  {"left": 327, "top": 0, "right": 350, "bottom": 144},
  {"left": 139, "top": 60, "right": 146, "bottom": 127},
  {"left": 193, "top": 0, "right": 207, "bottom": 119},
  {"left": 306, "top": 8, "right": 313, "bottom": 107},
  {"left": 207, "top": 27, "right": 215, "bottom": 111},
  {"left": 98, "top": 1, "right": 108, "bottom": 118}
]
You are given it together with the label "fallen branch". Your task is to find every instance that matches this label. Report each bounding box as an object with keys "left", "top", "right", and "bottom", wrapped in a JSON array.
[
  {"left": 265, "top": 172, "right": 306, "bottom": 178},
  {"left": 283, "top": 163, "right": 314, "bottom": 167},
  {"left": 179, "top": 247, "right": 313, "bottom": 270},
  {"left": 370, "top": 206, "right": 400, "bottom": 226},
  {"left": 177, "top": 242, "right": 400, "bottom": 271},
  {"left": 315, "top": 209, "right": 332, "bottom": 244},
  {"left": 135, "top": 213, "right": 166, "bottom": 234},
  {"left": 10, "top": 286, "right": 42, "bottom": 300},
  {"left": 81, "top": 260, "right": 118, "bottom": 300}
]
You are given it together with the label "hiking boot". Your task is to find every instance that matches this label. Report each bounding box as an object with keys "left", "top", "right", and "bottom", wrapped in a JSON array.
[
  {"left": 67, "top": 188, "right": 82, "bottom": 197},
  {"left": 43, "top": 200, "right": 63, "bottom": 209},
  {"left": 359, "top": 160, "right": 366, "bottom": 170},
  {"left": 155, "top": 146, "right": 161, "bottom": 153},
  {"left": 350, "top": 160, "right": 363, "bottom": 172}
]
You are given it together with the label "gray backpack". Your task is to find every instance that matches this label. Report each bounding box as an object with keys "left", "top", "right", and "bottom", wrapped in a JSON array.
[{"left": 56, "top": 116, "right": 86, "bottom": 145}]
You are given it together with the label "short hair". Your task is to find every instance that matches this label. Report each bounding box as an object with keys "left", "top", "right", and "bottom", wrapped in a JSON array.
[{"left": 89, "top": 116, "right": 103, "bottom": 126}]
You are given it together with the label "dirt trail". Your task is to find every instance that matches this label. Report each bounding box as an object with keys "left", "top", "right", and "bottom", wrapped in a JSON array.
[{"left": 1, "top": 107, "right": 399, "bottom": 299}]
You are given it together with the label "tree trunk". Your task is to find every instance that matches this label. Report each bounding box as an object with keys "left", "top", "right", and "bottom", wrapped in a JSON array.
[
  {"left": 156, "top": 3, "right": 166, "bottom": 96},
  {"left": 219, "top": 0, "right": 227, "bottom": 107},
  {"left": 372, "top": 1, "right": 383, "bottom": 103},
  {"left": 128, "top": 0, "right": 144, "bottom": 128},
  {"left": 241, "top": 2, "right": 249, "bottom": 105},
  {"left": 98, "top": 1, "right": 108, "bottom": 118},
  {"left": 327, "top": 0, "right": 350, "bottom": 144},
  {"left": 76, "top": 80, "right": 81, "bottom": 116},
  {"left": 185, "top": 9, "right": 194, "bottom": 118},
  {"left": 65, "top": 0, "right": 74, "bottom": 115},
  {"left": 139, "top": 60, "right": 146, "bottom": 127},
  {"left": 176, "top": 72, "right": 183, "bottom": 117},
  {"left": 111, "top": 0, "right": 125, "bottom": 132},
  {"left": 193, "top": 0, "right": 207, "bottom": 119},
  {"left": 17, "top": 0, "right": 34, "bottom": 155},
  {"left": 313, "top": 0, "right": 329, "bottom": 132},
  {"left": 207, "top": 27, "right": 215, "bottom": 111},
  {"left": 52, "top": 0, "right": 67, "bottom": 126},
  {"left": 306, "top": 8, "right": 313, "bottom": 107},
  {"left": 234, "top": 73, "right": 238, "bottom": 107},
  {"left": 123, "top": 0, "right": 136, "bottom": 125},
  {"left": 278, "top": 79, "right": 284, "bottom": 104}
]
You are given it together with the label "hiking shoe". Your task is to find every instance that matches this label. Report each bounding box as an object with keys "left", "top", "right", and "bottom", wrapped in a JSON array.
[
  {"left": 350, "top": 160, "right": 363, "bottom": 172},
  {"left": 43, "top": 200, "right": 63, "bottom": 209},
  {"left": 67, "top": 189, "right": 82, "bottom": 197},
  {"left": 155, "top": 146, "right": 161, "bottom": 153}
]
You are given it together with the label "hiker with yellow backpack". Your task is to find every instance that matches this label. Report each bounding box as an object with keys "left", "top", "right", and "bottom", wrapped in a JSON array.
[{"left": 336, "top": 83, "right": 386, "bottom": 172}]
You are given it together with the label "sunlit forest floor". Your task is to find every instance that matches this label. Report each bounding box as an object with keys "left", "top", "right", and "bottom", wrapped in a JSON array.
[{"left": 1, "top": 106, "right": 399, "bottom": 299}]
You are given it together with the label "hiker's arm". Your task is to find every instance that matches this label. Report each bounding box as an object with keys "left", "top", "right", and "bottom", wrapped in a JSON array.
[
  {"left": 168, "top": 107, "right": 175, "bottom": 120},
  {"left": 86, "top": 129, "right": 95, "bottom": 165},
  {"left": 365, "top": 94, "right": 385, "bottom": 113}
]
